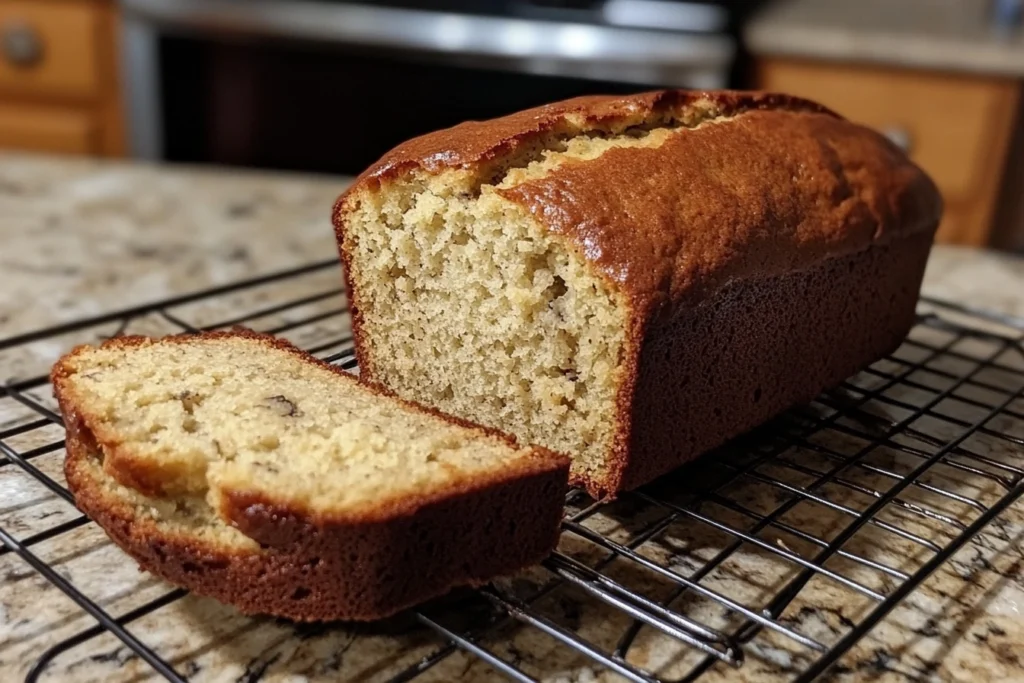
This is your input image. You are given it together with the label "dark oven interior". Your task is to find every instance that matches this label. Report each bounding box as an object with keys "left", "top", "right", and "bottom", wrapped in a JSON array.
[{"left": 160, "top": 37, "right": 662, "bottom": 176}]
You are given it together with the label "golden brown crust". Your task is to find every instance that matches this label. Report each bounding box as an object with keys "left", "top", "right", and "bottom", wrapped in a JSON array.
[
  {"left": 55, "top": 330, "right": 569, "bottom": 621},
  {"left": 337, "top": 90, "right": 832, "bottom": 191}
]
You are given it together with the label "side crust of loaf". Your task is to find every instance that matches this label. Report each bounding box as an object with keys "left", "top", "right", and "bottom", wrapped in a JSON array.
[
  {"left": 608, "top": 228, "right": 934, "bottom": 496},
  {"left": 56, "top": 331, "right": 569, "bottom": 621}
]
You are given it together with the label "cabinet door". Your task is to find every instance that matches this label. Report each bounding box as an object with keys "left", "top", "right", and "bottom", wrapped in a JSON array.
[
  {"left": 757, "top": 58, "right": 1021, "bottom": 246},
  {"left": 0, "top": 103, "right": 96, "bottom": 153},
  {"left": 0, "top": 0, "right": 101, "bottom": 100}
]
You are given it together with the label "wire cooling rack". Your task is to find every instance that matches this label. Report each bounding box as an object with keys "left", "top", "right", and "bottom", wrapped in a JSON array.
[{"left": 1, "top": 259, "right": 1023, "bottom": 682}]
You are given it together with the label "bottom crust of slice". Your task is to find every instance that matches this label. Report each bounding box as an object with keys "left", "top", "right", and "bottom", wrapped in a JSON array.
[{"left": 64, "top": 410, "right": 567, "bottom": 622}]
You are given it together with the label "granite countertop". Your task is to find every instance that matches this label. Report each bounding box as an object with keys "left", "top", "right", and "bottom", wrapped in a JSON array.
[
  {"left": 745, "top": 0, "right": 1024, "bottom": 76},
  {"left": 1, "top": 153, "right": 1024, "bottom": 682}
]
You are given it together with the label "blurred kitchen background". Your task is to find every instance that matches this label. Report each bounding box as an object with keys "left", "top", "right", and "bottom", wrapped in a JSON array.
[{"left": 1, "top": 0, "right": 1022, "bottom": 250}]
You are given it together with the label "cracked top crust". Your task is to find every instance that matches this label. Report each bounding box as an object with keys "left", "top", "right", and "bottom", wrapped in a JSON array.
[
  {"left": 337, "top": 89, "right": 943, "bottom": 323},
  {"left": 351, "top": 91, "right": 828, "bottom": 184}
]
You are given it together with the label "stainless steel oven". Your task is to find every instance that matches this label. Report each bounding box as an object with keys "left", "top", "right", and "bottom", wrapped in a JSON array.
[{"left": 120, "top": 0, "right": 756, "bottom": 175}]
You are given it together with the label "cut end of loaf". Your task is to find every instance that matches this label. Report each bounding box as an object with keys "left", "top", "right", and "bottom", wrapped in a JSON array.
[{"left": 340, "top": 172, "right": 631, "bottom": 490}]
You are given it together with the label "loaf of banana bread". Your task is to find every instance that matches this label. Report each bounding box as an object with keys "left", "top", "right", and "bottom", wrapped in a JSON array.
[
  {"left": 54, "top": 330, "right": 568, "bottom": 621},
  {"left": 333, "top": 90, "right": 942, "bottom": 498}
]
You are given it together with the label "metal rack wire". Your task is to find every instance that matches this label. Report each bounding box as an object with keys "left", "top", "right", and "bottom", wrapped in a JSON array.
[{"left": 1, "top": 259, "right": 1022, "bottom": 682}]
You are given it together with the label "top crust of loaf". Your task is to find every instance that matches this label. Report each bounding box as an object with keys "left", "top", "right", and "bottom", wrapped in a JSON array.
[
  {"left": 343, "top": 91, "right": 829, "bottom": 185},
  {"left": 334, "top": 89, "right": 942, "bottom": 324}
]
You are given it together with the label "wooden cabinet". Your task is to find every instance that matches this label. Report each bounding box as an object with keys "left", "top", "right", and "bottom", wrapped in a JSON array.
[
  {"left": 0, "top": 103, "right": 95, "bottom": 153},
  {"left": 757, "top": 58, "right": 1021, "bottom": 247},
  {"left": 0, "top": 0, "right": 123, "bottom": 156}
]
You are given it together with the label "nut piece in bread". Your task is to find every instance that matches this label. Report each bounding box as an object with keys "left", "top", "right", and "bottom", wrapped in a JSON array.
[
  {"left": 333, "top": 89, "right": 942, "bottom": 497},
  {"left": 53, "top": 330, "right": 568, "bottom": 621}
]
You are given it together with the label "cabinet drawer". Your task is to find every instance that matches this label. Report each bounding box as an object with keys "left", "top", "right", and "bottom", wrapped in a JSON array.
[
  {"left": 0, "top": 103, "right": 96, "bottom": 153},
  {"left": 757, "top": 59, "right": 1021, "bottom": 246},
  {"left": 0, "top": 0, "right": 101, "bottom": 99}
]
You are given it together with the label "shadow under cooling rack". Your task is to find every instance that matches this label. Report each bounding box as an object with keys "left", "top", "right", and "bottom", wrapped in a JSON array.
[{"left": 1, "top": 260, "right": 1023, "bottom": 682}]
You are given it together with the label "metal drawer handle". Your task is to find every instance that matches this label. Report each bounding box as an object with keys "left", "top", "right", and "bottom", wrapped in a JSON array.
[
  {"left": 881, "top": 125, "right": 913, "bottom": 154},
  {"left": 2, "top": 21, "right": 43, "bottom": 68}
]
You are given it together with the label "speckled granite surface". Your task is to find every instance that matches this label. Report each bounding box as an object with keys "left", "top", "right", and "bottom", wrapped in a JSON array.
[
  {"left": 0, "top": 154, "right": 342, "bottom": 340},
  {"left": 745, "top": 0, "right": 1024, "bottom": 77},
  {"left": 1, "top": 153, "right": 1023, "bottom": 682}
]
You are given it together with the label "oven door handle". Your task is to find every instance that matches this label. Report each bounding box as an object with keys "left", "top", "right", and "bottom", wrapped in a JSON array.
[{"left": 121, "top": 0, "right": 734, "bottom": 78}]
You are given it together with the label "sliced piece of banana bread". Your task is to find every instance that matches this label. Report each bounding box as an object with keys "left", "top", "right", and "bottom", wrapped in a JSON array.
[
  {"left": 334, "top": 89, "right": 943, "bottom": 498},
  {"left": 53, "top": 330, "right": 568, "bottom": 622}
]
